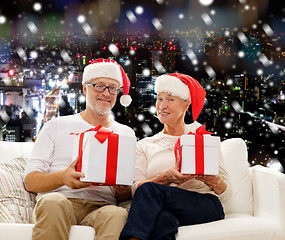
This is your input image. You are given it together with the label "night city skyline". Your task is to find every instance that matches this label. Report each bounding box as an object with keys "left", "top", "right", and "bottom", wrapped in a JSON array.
[{"left": 0, "top": 0, "right": 284, "bottom": 172}]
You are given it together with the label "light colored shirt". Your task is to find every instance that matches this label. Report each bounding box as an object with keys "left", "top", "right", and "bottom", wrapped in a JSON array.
[
  {"left": 133, "top": 122, "right": 232, "bottom": 206},
  {"left": 24, "top": 113, "right": 136, "bottom": 204}
]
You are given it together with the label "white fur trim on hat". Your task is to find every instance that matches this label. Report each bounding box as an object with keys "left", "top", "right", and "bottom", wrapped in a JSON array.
[
  {"left": 82, "top": 62, "right": 123, "bottom": 86},
  {"left": 120, "top": 95, "right": 132, "bottom": 107},
  {"left": 155, "top": 75, "right": 190, "bottom": 100}
]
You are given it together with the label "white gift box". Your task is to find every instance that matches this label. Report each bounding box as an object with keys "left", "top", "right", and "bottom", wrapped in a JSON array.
[
  {"left": 179, "top": 134, "right": 220, "bottom": 175},
  {"left": 72, "top": 130, "right": 136, "bottom": 185}
]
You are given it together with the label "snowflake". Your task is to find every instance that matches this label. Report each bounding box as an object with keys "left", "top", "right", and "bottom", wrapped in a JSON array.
[
  {"left": 30, "top": 51, "right": 38, "bottom": 59},
  {"left": 33, "top": 3, "right": 42, "bottom": 12},
  {"left": 108, "top": 43, "right": 119, "bottom": 57},
  {"left": 156, "top": 0, "right": 164, "bottom": 5},
  {"left": 16, "top": 47, "right": 27, "bottom": 61},
  {"left": 129, "top": 49, "right": 136, "bottom": 56},
  {"left": 257, "top": 69, "right": 263, "bottom": 75},
  {"left": 137, "top": 114, "right": 145, "bottom": 122},
  {"left": 82, "top": 23, "right": 93, "bottom": 35},
  {"left": 142, "top": 123, "right": 153, "bottom": 136},
  {"left": 225, "top": 122, "right": 232, "bottom": 129},
  {"left": 199, "top": 0, "right": 214, "bottom": 6},
  {"left": 77, "top": 15, "right": 86, "bottom": 24},
  {"left": 224, "top": 30, "right": 230, "bottom": 37},
  {"left": 187, "top": 49, "right": 198, "bottom": 65},
  {"left": 0, "top": 15, "right": 6, "bottom": 24},
  {"left": 27, "top": 22, "right": 38, "bottom": 34},
  {"left": 149, "top": 106, "right": 156, "bottom": 114},
  {"left": 226, "top": 79, "right": 233, "bottom": 86},
  {"left": 152, "top": 18, "right": 163, "bottom": 31},
  {"left": 259, "top": 54, "right": 271, "bottom": 67},
  {"left": 142, "top": 68, "right": 151, "bottom": 77},
  {"left": 126, "top": 11, "right": 137, "bottom": 23},
  {"left": 201, "top": 13, "right": 213, "bottom": 26},
  {"left": 60, "top": 49, "right": 72, "bottom": 63},
  {"left": 262, "top": 24, "right": 274, "bottom": 36},
  {"left": 238, "top": 51, "right": 245, "bottom": 58},
  {"left": 154, "top": 61, "right": 166, "bottom": 73},
  {"left": 237, "top": 32, "right": 248, "bottom": 45},
  {"left": 135, "top": 6, "right": 144, "bottom": 15},
  {"left": 232, "top": 101, "right": 242, "bottom": 113},
  {"left": 205, "top": 66, "right": 216, "bottom": 78},
  {"left": 247, "top": 120, "right": 253, "bottom": 126},
  {"left": 78, "top": 95, "right": 86, "bottom": 104}
]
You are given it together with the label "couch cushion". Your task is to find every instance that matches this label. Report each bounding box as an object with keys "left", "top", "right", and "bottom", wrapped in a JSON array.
[
  {"left": 0, "top": 156, "right": 36, "bottom": 223},
  {"left": 176, "top": 215, "right": 280, "bottom": 240},
  {"left": 0, "top": 223, "right": 95, "bottom": 240},
  {"left": 220, "top": 138, "right": 253, "bottom": 215},
  {"left": 0, "top": 141, "right": 34, "bottom": 163}
]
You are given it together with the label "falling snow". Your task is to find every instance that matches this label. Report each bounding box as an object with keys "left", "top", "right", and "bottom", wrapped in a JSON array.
[{"left": 0, "top": 0, "right": 283, "bottom": 171}]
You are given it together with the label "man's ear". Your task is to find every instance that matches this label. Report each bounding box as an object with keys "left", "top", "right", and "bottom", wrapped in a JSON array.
[{"left": 82, "top": 84, "right": 87, "bottom": 96}]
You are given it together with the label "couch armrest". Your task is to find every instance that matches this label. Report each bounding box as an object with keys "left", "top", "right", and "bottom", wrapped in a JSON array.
[{"left": 250, "top": 165, "right": 285, "bottom": 234}]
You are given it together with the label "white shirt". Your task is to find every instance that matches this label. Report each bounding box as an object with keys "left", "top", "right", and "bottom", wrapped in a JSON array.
[
  {"left": 24, "top": 113, "right": 136, "bottom": 204},
  {"left": 133, "top": 122, "right": 232, "bottom": 206}
]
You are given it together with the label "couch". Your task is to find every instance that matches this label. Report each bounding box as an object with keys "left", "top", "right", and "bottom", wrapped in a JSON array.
[{"left": 0, "top": 139, "right": 284, "bottom": 240}]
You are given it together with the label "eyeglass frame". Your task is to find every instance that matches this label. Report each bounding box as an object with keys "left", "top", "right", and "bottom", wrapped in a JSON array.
[{"left": 86, "top": 83, "right": 120, "bottom": 95}]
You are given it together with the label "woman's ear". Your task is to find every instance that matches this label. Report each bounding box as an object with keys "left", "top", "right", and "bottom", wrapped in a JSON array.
[{"left": 185, "top": 100, "right": 191, "bottom": 111}]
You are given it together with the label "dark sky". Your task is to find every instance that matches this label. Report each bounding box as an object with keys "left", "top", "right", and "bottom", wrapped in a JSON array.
[{"left": 0, "top": 0, "right": 284, "bottom": 33}]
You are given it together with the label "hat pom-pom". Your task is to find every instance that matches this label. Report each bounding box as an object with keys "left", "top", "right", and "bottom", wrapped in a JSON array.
[{"left": 120, "top": 95, "right": 132, "bottom": 107}]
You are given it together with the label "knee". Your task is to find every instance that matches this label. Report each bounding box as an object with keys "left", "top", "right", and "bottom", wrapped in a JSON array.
[
  {"left": 35, "top": 193, "right": 71, "bottom": 215},
  {"left": 136, "top": 182, "right": 159, "bottom": 195},
  {"left": 99, "top": 205, "right": 128, "bottom": 222}
]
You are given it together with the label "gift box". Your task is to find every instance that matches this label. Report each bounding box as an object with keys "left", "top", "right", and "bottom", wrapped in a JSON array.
[
  {"left": 175, "top": 125, "right": 220, "bottom": 175},
  {"left": 72, "top": 125, "right": 136, "bottom": 186}
]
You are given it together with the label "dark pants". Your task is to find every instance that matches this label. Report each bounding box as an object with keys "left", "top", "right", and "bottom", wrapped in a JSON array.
[{"left": 120, "top": 182, "right": 224, "bottom": 240}]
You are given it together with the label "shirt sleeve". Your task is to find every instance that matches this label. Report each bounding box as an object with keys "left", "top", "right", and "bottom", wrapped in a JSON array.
[
  {"left": 217, "top": 153, "right": 232, "bottom": 204},
  {"left": 24, "top": 119, "right": 57, "bottom": 177},
  {"left": 131, "top": 139, "right": 149, "bottom": 196}
]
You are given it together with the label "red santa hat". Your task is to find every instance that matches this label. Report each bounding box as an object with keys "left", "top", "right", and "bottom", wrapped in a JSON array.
[
  {"left": 155, "top": 73, "right": 206, "bottom": 121},
  {"left": 82, "top": 58, "right": 132, "bottom": 107}
]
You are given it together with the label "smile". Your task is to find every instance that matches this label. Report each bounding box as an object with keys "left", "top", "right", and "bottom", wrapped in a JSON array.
[
  {"left": 158, "top": 112, "right": 169, "bottom": 116},
  {"left": 98, "top": 98, "right": 111, "bottom": 103}
]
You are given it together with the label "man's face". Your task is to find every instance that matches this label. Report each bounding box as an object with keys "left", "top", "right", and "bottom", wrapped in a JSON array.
[{"left": 83, "top": 77, "right": 119, "bottom": 116}]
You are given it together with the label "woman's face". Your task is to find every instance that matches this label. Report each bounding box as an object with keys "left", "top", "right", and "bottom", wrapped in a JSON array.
[{"left": 156, "top": 92, "right": 190, "bottom": 125}]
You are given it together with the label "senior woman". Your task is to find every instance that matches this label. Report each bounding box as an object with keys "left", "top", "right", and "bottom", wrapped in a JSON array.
[{"left": 120, "top": 73, "right": 232, "bottom": 240}]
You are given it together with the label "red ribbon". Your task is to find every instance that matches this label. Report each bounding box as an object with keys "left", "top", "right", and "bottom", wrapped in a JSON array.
[
  {"left": 174, "top": 125, "right": 212, "bottom": 174},
  {"left": 71, "top": 124, "right": 119, "bottom": 185}
]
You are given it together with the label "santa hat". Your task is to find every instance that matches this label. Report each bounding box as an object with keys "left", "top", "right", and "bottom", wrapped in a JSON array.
[
  {"left": 82, "top": 58, "right": 132, "bottom": 107},
  {"left": 155, "top": 73, "right": 206, "bottom": 121}
]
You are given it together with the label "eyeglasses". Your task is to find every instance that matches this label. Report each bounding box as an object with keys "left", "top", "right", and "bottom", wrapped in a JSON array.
[{"left": 86, "top": 83, "right": 120, "bottom": 95}]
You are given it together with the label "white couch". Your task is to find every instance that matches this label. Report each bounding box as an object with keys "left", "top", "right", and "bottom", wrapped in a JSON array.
[{"left": 0, "top": 139, "right": 284, "bottom": 240}]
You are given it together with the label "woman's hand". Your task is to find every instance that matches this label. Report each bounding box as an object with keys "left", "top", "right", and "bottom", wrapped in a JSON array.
[
  {"left": 195, "top": 174, "right": 227, "bottom": 195},
  {"left": 152, "top": 153, "right": 195, "bottom": 186}
]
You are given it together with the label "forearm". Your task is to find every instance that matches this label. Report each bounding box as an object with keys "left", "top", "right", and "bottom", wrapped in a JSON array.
[
  {"left": 212, "top": 178, "right": 227, "bottom": 195},
  {"left": 24, "top": 171, "right": 65, "bottom": 193},
  {"left": 137, "top": 173, "right": 173, "bottom": 188}
]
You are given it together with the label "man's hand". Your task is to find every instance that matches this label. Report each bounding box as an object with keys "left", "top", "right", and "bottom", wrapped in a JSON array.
[
  {"left": 62, "top": 156, "right": 92, "bottom": 189},
  {"left": 24, "top": 156, "right": 91, "bottom": 193}
]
